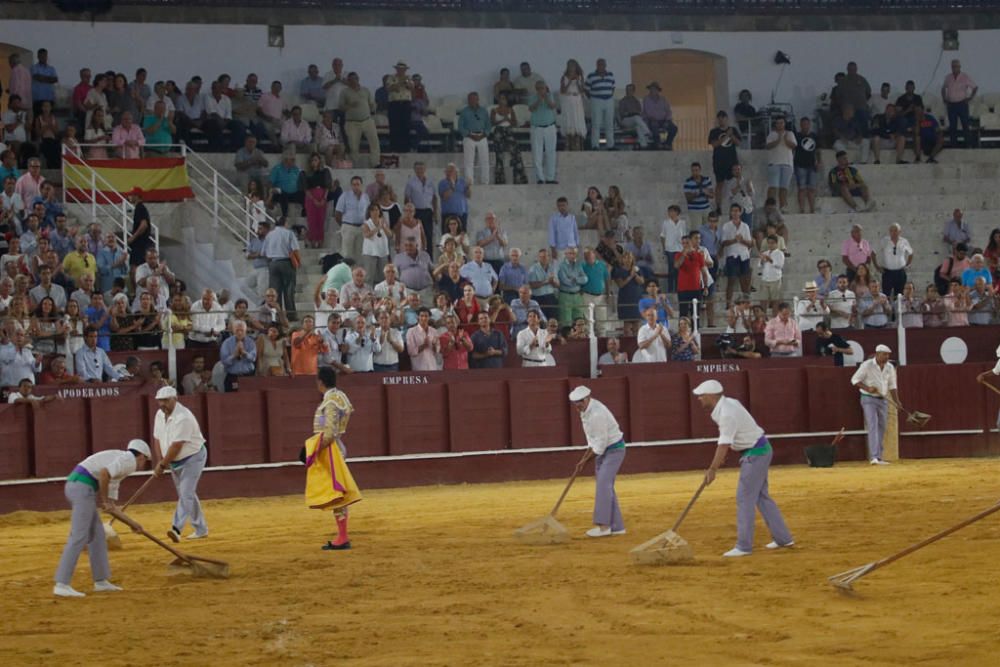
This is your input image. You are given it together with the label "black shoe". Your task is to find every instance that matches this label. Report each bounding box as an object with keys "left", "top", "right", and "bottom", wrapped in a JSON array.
[
  {"left": 927, "top": 157, "right": 938, "bottom": 164},
  {"left": 537, "top": 180, "right": 544, "bottom": 185},
  {"left": 896, "top": 159, "right": 908, "bottom": 164},
  {"left": 546, "top": 180, "right": 559, "bottom": 185},
  {"left": 322, "top": 540, "right": 352, "bottom": 551}
]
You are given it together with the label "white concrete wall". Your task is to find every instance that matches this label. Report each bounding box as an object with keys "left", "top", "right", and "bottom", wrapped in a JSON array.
[{"left": 3, "top": 20, "right": 997, "bottom": 117}]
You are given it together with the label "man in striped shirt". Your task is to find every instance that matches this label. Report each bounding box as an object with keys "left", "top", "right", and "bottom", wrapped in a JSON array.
[
  {"left": 586, "top": 59, "right": 616, "bottom": 150},
  {"left": 683, "top": 162, "right": 715, "bottom": 227}
]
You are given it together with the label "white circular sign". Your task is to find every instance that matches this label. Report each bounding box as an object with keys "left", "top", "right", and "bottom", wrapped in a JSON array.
[
  {"left": 844, "top": 340, "right": 864, "bottom": 367},
  {"left": 940, "top": 336, "right": 968, "bottom": 364}
]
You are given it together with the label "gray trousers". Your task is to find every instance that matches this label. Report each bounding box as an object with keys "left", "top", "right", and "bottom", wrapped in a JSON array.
[
  {"left": 171, "top": 447, "right": 208, "bottom": 535},
  {"left": 54, "top": 482, "right": 110, "bottom": 585},
  {"left": 268, "top": 258, "right": 297, "bottom": 318},
  {"left": 861, "top": 395, "right": 887, "bottom": 460},
  {"left": 593, "top": 446, "right": 625, "bottom": 531},
  {"left": 340, "top": 224, "right": 364, "bottom": 263},
  {"left": 736, "top": 447, "right": 792, "bottom": 552}
]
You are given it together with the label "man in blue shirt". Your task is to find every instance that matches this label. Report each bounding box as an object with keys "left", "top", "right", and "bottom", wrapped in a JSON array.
[
  {"left": 459, "top": 246, "right": 498, "bottom": 306},
  {"left": 299, "top": 64, "right": 325, "bottom": 105},
  {"left": 548, "top": 197, "right": 579, "bottom": 259},
  {"left": 470, "top": 312, "right": 507, "bottom": 370},
  {"left": 683, "top": 162, "right": 715, "bottom": 227},
  {"left": 557, "top": 246, "right": 588, "bottom": 327},
  {"left": 438, "top": 163, "right": 469, "bottom": 232},
  {"left": 457, "top": 92, "right": 491, "bottom": 186},
  {"left": 581, "top": 248, "right": 610, "bottom": 335},
  {"left": 219, "top": 320, "right": 257, "bottom": 392},
  {"left": 30, "top": 48, "right": 58, "bottom": 116},
  {"left": 268, "top": 152, "right": 303, "bottom": 217},
  {"left": 510, "top": 285, "right": 546, "bottom": 337},
  {"left": 498, "top": 247, "right": 528, "bottom": 304},
  {"left": 585, "top": 59, "right": 616, "bottom": 150},
  {"left": 527, "top": 248, "right": 559, "bottom": 319},
  {"left": 75, "top": 328, "right": 121, "bottom": 382},
  {"left": 528, "top": 81, "right": 559, "bottom": 184}
]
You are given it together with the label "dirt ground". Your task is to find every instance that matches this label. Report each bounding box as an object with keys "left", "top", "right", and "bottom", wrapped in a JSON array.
[{"left": 2, "top": 458, "right": 1000, "bottom": 666}]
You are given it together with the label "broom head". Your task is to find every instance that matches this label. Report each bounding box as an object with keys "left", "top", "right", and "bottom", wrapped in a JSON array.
[
  {"left": 907, "top": 411, "right": 931, "bottom": 428},
  {"left": 630, "top": 529, "right": 695, "bottom": 565},
  {"left": 167, "top": 556, "right": 231, "bottom": 579},
  {"left": 103, "top": 521, "right": 123, "bottom": 551},
  {"left": 513, "top": 514, "right": 570, "bottom": 545}
]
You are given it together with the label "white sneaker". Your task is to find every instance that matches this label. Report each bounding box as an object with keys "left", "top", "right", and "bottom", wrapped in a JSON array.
[
  {"left": 870, "top": 458, "right": 891, "bottom": 466},
  {"left": 167, "top": 528, "right": 181, "bottom": 543},
  {"left": 586, "top": 527, "right": 612, "bottom": 538},
  {"left": 722, "top": 547, "right": 752, "bottom": 558},
  {"left": 186, "top": 532, "right": 209, "bottom": 540},
  {"left": 765, "top": 541, "right": 795, "bottom": 550},
  {"left": 611, "top": 529, "right": 627, "bottom": 536},
  {"left": 53, "top": 583, "right": 85, "bottom": 598},
  {"left": 93, "top": 580, "right": 123, "bottom": 592}
]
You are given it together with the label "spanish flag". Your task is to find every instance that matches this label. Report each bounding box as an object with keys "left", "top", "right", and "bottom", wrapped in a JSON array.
[{"left": 63, "top": 154, "right": 195, "bottom": 204}]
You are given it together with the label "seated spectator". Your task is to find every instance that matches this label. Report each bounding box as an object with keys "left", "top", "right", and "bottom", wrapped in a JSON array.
[
  {"left": 969, "top": 277, "right": 996, "bottom": 325},
  {"left": 108, "top": 296, "right": 137, "bottom": 351},
  {"left": 936, "top": 242, "right": 970, "bottom": 296},
  {"left": 439, "top": 314, "right": 473, "bottom": 370},
  {"left": 814, "top": 321, "right": 852, "bottom": 367},
  {"left": 372, "top": 310, "right": 404, "bottom": 372},
  {"left": 440, "top": 215, "right": 471, "bottom": 258},
  {"left": 870, "top": 104, "right": 904, "bottom": 164},
  {"left": 220, "top": 320, "right": 257, "bottom": 391},
  {"left": 470, "top": 312, "right": 506, "bottom": 369},
  {"left": 2, "top": 95, "right": 29, "bottom": 158},
  {"left": 187, "top": 288, "right": 227, "bottom": 347},
  {"left": 70, "top": 273, "right": 98, "bottom": 316},
  {"left": 280, "top": 106, "right": 313, "bottom": 152},
  {"left": 725, "top": 293, "right": 752, "bottom": 334},
  {"left": 911, "top": 104, "right": 944, "bottom": 164},
  {"left": 111, "top": 112, "right": 145, "bottom": 159},
  {"left": 373, "top": 263, "right": 407, "bottom": 310},
  {"left": 182, "top": 354, "right": 208, "bottom": 394},
  {"left": 112, "top": 355, "right": 141, "bottom": 381},
  {"left": 637, "top": 280, "right": 674, "bottom": 329},
  {"left": 430, "top": 292, "right": 454, "bottom": 330},
  {"left": 300, "top": 64, "right": 326, "bottom": 106},
  {"left": 827, "top": 274, "right": 856, "bottom": 329},
  {"left": 132, "top": 292, "right": 162, "bottom": 350},
  {"left": 38, "top": 354, "right": 81, "bottom": 385},
  {"left": 74, "top": 327, "right": 121, "bottom": 382},
  {"left": 510, "top": 285, "right": 545, "bottom": 337},
  {"left": 750, "top": 305, "right": 768, "bottom": 335},
  {"left": 616, "top": 84, "right": 650, "bottom": 149},
  {"left": 633, "top": 307, "right": 670, "bottom": 363},
  {"left": 135, "top": 248, "right": 176, "bottom": 296},
  {"left": 832, "top": 103, "right": 870, "bottom": 163},
  {"left": 642, "top": 81, "right": 678, "bottom": 150},
  {"left": 487, "top": 295, "right": 514, "bottom": 339},
  {"left": 460, "top": 246, "right": 498, "bottom": 307},
  {"left": 670, "top": 317, "right": 700, "bottom": 362},
  {"left": 922, "top": 284, "right": 947, "bottom": 327},
  {"left": 257, "top": 288, "right": 290, "bottom": 334},
  {"left": 405, "top": 307, "right": 439, "bottom": 371},
  {"left": 146, "top": 360, "right": 173, "bottom": 389},
  {"left": 567, "top": 317, "right": 589, "bottom": 341},
  {"left": 7, "top": 378, "right": 56, "bottom": 405},
  {"left": 234, "top": 135, "right": 270, "bottom": 192},
  {"left": 796, "top": 281, "right": 829, "bottom": 332},
  {"left": 142, "top": 101, "right": 176, "bottom": 153},
  {"left": 1, "top": 328, "right": 42, "bottom": 388},
  {"left": 625, "top": 226, "right": 655, "bottom": 274},
  {"left": 96, "top": 232, "right": 128, "bottom": 294},
  {"left": 497, "top": 247, "right": 527, "bottom": 304},
  {"left": 267, "top": 151, "right": 304, "bottom": 218},
  {"left": 597, "top": 337, "right": 628, "bottom": 366},
  {"left": 544, "top": 317, "right": 565, "bottom": 365},
  {"left": 764, "top": 302, "right": 802, "bottom": 357},
  {"left": 203, "top": 80, "right": 246, "bottom": 151},
  {"left": 315, "top": 110, "right": 345, "bottom": 166},
  {"left": 828, "top": 152, "right": 873, "bottom": 212},
  {"left": 400, "top": 292, "right": 423, "bottom": 333},
  {"left": 943, "top": 280, "right": 971, "bottom": 327},
  {"left": 961, "top": 253, "right": 992, "bottom": 288},
  {"left": 255, "top": 324, "right": 290, "bottom": 376},
  {"left": 899, "top": 281, "right": 924, "bottom": 328},
  {"left": 28, "top": 265, "right": 67, "bottom": 311},
  {"left": 455, "top": 284, "right": 481, "bottom": 335}
]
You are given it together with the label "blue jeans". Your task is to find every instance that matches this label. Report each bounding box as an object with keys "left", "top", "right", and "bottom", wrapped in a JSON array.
[{"left": 947, "top": 100, "right": 971, "bottom": 147}]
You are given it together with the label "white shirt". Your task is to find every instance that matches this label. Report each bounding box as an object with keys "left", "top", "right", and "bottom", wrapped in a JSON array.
[
  {"left": 516, "top": 326, "right": 551, "bottom": 365},
  {"left": 203, "top": 94, "right": 232, "bottom": 120},
  {"left": 7, "top": 391, "right": 42, "bottom": 403},
  {"left": 711, "top": 396, "right": 765, "bottom": 451},
  {"left": 851, "top": 357, "right": 898, "bottom": 398},
  {"left": 373, "top": 280, "right": 408, "bottom": 306},
  {"left": 795, "top": 297, "right": 829, "bottom": 332},
  {"left": 721, "top": 221, "right": 752, "bottom": 261},
  {"left": 77, "top": 449, "right": 138, "bottom": 500},
  {"left": 319, "top": 327, "right": 348, "bottom": 367},
  {"left": 766, "top": 130, "right": 796, "bottom": 166},
  {"left": 578, "top": 398, "right": 624, "bottom": 456},
  {"left": 760, "top": 249, "right": 784, "bottom": 282},
  {"left": 314, "top": 301, "right": 344, "bottom": 329},
  {"left": 344, "top": 328, "right": 380, "bottom": 372},
  {"left": 362, "top": 218, "right": 390, "bottom": 258},
  {"left": 323, "top": 71, "right": 347, "bottom": 110},
  {"left": 372, "top": 326, "right": 403, "bottom": 366},
  {"left": 146, "top": 94, "right": 176, "bottom": 114},
  {"left": 634, "top": 322, "right": 668, "bottom": 363},
  {"left": 659, "top": 218, "right": 687, "bottom": 253},
  {"left": 188, "top": 300, "right": 228, "bottom": 343},
  {"left": 879, "top": 236, "right": 913, "bottom": 271},
  {"left": 827, "top": 289, "right": 856, "bottom": 329},
  {"left": 153, "top": 402, "right": 206, "bottom": 461}
]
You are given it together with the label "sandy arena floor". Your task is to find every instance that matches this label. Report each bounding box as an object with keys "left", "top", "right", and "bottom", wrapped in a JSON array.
[{"left": 1, "top": 458, "right": 1000, "bottom": 666}]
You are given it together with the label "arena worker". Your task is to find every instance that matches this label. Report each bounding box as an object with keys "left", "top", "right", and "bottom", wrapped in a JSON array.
[
  {"left": 569, "top": 385, "right": 626, "bottom": 538},
  {"left": 53, "top": 439, "right": 152, "bottom": 598},
  {"left": 850, "top": 344, "right": 900, "bottom": 466},
  {"left": 153, "top": 385, "right": 209, "bottom": 542},
  {"left": 305, "top": 366, "right": 362, "bottom": 551},
  {"left": 976, "top": 343, "right": 1000, "bottom": 428},
  {"left": 695, "top": 379, "right": 794, "bottom": 557}
]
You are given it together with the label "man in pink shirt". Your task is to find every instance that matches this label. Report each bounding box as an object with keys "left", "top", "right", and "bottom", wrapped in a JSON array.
[
  {"left": 840, "top": 223, "right": 872, "bottom": 282},
  {"left": 405, "top": 307, "right": 440, "bottom": 371},
  {"left": 111, "top": 112, "right": 145, "bottom": 159},
  {"left": 941, "top": 59, "right": 978, "bottom": 149},
  {"left": 257, "top": 80, "right": 288, "bottom": 143},
  {"left": 280, "top": 105, "right": 312, "bottom": 152},
  {"left": 7, "top": 53, "right": 32, "bottom": 114},
  {"left": 764, "top": 303, "right": 802, "bottom": 357},
  {"left": 14, "top": 158, "right": 45, "bottom": 204}
]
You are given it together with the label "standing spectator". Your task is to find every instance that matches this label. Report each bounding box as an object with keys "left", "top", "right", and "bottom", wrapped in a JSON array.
[
  {"left": 394, "top": 239, "right": 434, "bottom": 306},
  {"left": 625, "top": 225, "right": 655, "bottom": 275},
  {"left": 827, "top": 274, "right": 857, "bottom": 329},
  {"left": 922, "top": 284, "right": 948, "bottom": 327},
  {"left": 840, "top": 224, "right": 873, "bottom": 282},
  {"left": 361, "top": 203, "right": 392, "bottom": 287},
  {"left": 659, "top": 204, "right": 686, "bottom": 294},
  {"left": 438, "top": 163, "right": 469, "bottom": 232},
  {"left": 961, "top": 253, "right": 992, "bottom": 288},
  {"left": 341, "top": 72, "right": 381, "bottom": 167},
  {"left": 510, "top": 285, "right": 545, "bottom": 337},
  {"left": 828, "top": 151, "right": 874, "bottom": 212},
  {"left": 942, "top": 209, "right": 971, "bottom": 253},
  {"left": 642, "top": 82, "right": 677, "bottom": 150},
  {"left": 708, "top": 111, "right": 741, "bottom": 191},
  {"left": 29, "top": 48, "right": 59, "bottom": 117},
  {"left": 7, "top": 53, "right": 31, "bottom": 118},
  {"left": 405, "top": 307, "right": 439, "bottom": 370},
  {"left": 516, "top": 309, "right": 552, "bottom": 367},
  {"left": 557, "top": 246, "right": 587, "bottom": 327},
  {"left": 580, "top": 248, "right": 610, "bottom": 336},
  {"left": 15, "top": 158, "right": 45, "bottom": 206},
  {"left": 291, "top": 315, "right": 327, "bottom": 376},
  {"left": 457, "top": 92, "right": 490, "bottom": 185},
  {"left": 32, "top": 100, "right": 60, "bottom": 167},
  {"left": 764, "top": 303, "right": 802, "bottom": 357},
  {"left": 527, "top": 249, "right": 559, "bottom": 319},
  {"left": 234, "top": 135, "right": 269, "bottom": 193},
  {"left": 758, "top": 234, "right": 785, "bottom": 316},
  {"left": 633, "top": 307, "right": 670, "bottom": 363},
  {"left": 404, "top": 162, "right": 438, "bottom": 253},
  {"left": 585, "top": 59, "right": 615, "bottom": 150},
  {"left": 95, "top": 232, "right": 127, "bottom": 295},
  {"left": 941, "top": 59, "right": 977, "bottom": 148},
  {"left": 528, "top": 81, "right": 559, "bottom": 185},
  {"left": 188, "top": 289, "right": 227, "bottom": 348},
  {"left": 111, "top": 112, "right": 145, "bottom": 159},
  {"left": 796, "top": 282, "right": 830, "bottom": 332},
  {"left": 0, "top": 329, "right": 42, "bottom": 388},
  {"left": 469, "top": 312, "right": 506, "bottom": 369},
  {"left": 439, "top": 314, "right": 473, "bottom": 370},
  {"left": 858, "top": 278, "right": 892, "bottom": 328},
  {"left": 871, "top": 82, "right": 893, "bottom": 117},
  {"left": 372, "top": 310, "right": 404, "bottom": 372},
  {"left": 314, "top": 110, "right": 345, "bottom": 167},
  {"left": 493, "top": 68, "right": 515, "bottom": 104},
  {"left": 299, "top": 64, "right": 325, "bottom": 106},
  {"left": 899, "top": 282, "right": 923, "bottom": 329},
  {"left": 488, "top": 94, "right": 527, "bottom": 185},
  {"left": 322, "top": 57, "right": 347, "bottom": 122},
  {"left": 257, "top": 80, "right": 289, "bottom": 143},
  {"left": 815, "top": 322, "right": 852, "bottom": 366},
  {"left": 683, "top": 162, "right": 714, "bottom": 228},
  {"left": 299, "top": 153, "right": 332, "bottom": 249},
  {"left": 613, "top": 252, "right": 646, "bottom": 336},
  {"left": 71, "top": 68, "right": 91, "bottom": 130},
  {"left": 720, "top": 204, "right": 753, "bottom": 306},
  {"left": 475, "top": 212, "right": 508, "bottom": 274},
  {"left": 873, "top": 223, "right": 913, "bottom": 298},
  {"left": 512, "top": 62, "right": 544, "bottom": 104},
  {"left": 547, "top": 197, "right": 579, "bottom": 259},
  {"left": 335, "top": 175, "right": 370, "bottom": 262},
  {"left": 559, "top": 59, "right": 588, "bottom": 151},
  {"left": 675, "top": 234, "right": 706, "bottom": 319},
  {"left": 617, "top": 84, "right": 650, "bottom": 149},
  {"left": 261, "top": 216, "right": 299, "bottom": 318},
  {"left": 142, "top": 101, "right": 175, "bottom": 153},
  {"left": 386, "top": 61, "right": 413, "bottom": 153},
  {"left": 460, "top": 246, "right": 498, "bottom": 307},
  {"left": 671, "top": 317, "right": 700, "bottom": 362},
  {"left": 765, "top": 117, "right": 796, "bottom": 213},
  {"left": 722, "top": 163, "right": 755, "bottom": 224},
  {"left": 894, "top": 79, "right": 924, "bottom": 125},
  {"left": 839, "top": 61, "right": 872, "bottom": 134},
  {"left": 219, "top": 320, "right": 256, "bottom": 391},
  {"left": 280, "top": 106, "right": 312, "bottom": 152},
  {"left": 943, "top": 280, "right": 970, "bottom": 328},
  {"left": 175, "top": 81, "right": 206, "bottom": 144}
]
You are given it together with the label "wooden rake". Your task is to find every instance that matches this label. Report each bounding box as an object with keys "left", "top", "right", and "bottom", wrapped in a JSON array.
[
  {"left": 107, "top": 507, "right": 230, "bottom": 579},
  {"left": 829, "top": 499, "right": 1000, "bottom": 591},
  {"left": 513, "top": 451, "right": 590, "bottom": 545},
  {"left": 630, "top": 480, "right": 708, "bottom": 565}
]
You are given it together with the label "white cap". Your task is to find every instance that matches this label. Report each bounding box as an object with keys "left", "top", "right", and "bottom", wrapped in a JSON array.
[
  {"left": 568, "top": 386, "right": 591, "bottom": 402},
  {"left": 692, "top": 380, "right": 724, "bottom": 396},
  {"left": 875, "top": 344, "right": 892, "bottom": 354},
  {"left": 126, "top": 439, "right": 151, "bottom": 458},
  {"left": 155, "top": 386, "right": 178, "bottom": 400}
]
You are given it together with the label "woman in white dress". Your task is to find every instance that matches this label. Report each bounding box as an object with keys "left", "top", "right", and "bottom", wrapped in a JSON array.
[
  {"left": 560, "top": 59, "right": 587, "bottom": 151},
  {"left": 633, "top": 306, "right": 671, "bottom": 363},
  {"left": 361, "top": 203, "right": 392, "bottom": 288}
]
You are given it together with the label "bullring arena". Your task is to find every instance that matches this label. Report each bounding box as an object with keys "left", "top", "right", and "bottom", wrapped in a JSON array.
[{"left": 6, "top": 1, "right": 1000, "bottom": 665}]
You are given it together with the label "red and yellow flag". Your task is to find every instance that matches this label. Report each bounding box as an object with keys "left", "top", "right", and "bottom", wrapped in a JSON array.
[{"left": 63, "top": 154, "right": 195, "bottom": 203}]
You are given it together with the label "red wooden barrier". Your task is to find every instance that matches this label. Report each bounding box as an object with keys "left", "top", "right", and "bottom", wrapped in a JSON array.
[
  {"left": 342, "top": 385, "right": 389, "bottom": 457},
  {"left": 386, "top": 384, "right": 450, "bottom": 455},
  {"left": 32, "top": 398, "right": 90, "bottom": 477},
  {"left": 265, "top": 389, "right": 319, "bottom": 463},
  {"left": 447, "top": 382, "right": 511, "bottom": 452},
  {"left": 898, "top": 363, "right": 983, "bottom": 433},
  {"left": 0, "top": 404, "right": 32, "bottom": 480},
  {"left": 625, "top": 374, "right": 692, "bottom": 442},
  {"left": 508, "top": 378, "right": 570, "bottom": 448},
  {"left": 748, "top": 368, "right": 809, "bottom": 436},
  {"left": 567, "top": 377, "right": 630, "bottom": 446},
  {"left": 805, "top": 366, "right": 864, "bottom": 432},
  {"left": 204, "top": 391, "right": 268, "bottom": 465},
  {"left": 89, "top": 394, "right": 149, "bottom": 454}
]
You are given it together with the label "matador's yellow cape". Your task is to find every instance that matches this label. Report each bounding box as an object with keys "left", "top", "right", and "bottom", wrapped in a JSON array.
[{"left": 304, "top": 389, "right": 362, "bottom": 511}]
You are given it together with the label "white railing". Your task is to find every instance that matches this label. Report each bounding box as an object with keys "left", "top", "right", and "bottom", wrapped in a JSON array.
[{"left": 60, "top": 144, "right": 160, "bottom": 253}]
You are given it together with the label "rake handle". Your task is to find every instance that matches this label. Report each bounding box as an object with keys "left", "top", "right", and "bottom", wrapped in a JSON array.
[
  {"left": 671, "top": 480, "right": 708, "bottom": 533},
  {"left": 106, "top": 507, "right": 193, "bottom": 565},
  {"left": 108, "top": 474, "right": 158, "bottom": 527},
  {"left": 978, "top": 376, "right": 1000, "bottom": 397},
  {"left": 550, "top": 451, "right": 591, "bottom": 517}
]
